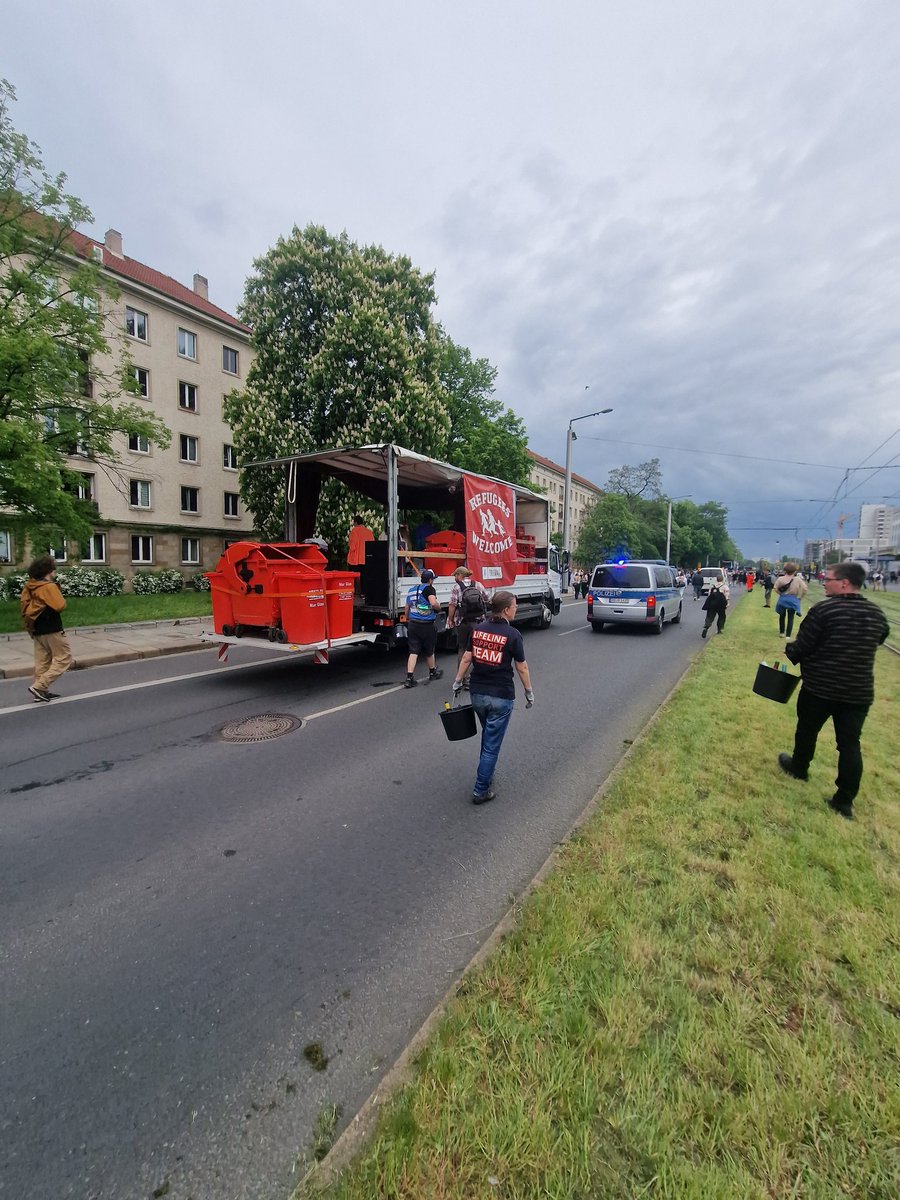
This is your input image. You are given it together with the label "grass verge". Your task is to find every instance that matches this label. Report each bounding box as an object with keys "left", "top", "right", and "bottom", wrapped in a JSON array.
[
  {"left": 302, "top": 588, "right": 899, "bottom": 1199},
  {"left": 0, "top": 592, "right": 212, "bottom": 634}
]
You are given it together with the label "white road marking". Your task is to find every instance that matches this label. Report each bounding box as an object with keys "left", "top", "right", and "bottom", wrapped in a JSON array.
[
  {"left": 305, "top": 684, "right": 407, "bottom": 721},
  {"left": 0, "top": 655, "right": 287, "bottom": 717},
  {"left": 558, "top": 624, "right": 590, "bottom": 636}
]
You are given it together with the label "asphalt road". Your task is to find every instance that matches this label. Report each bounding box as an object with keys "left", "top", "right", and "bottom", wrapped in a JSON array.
[{"left": 1, "top": 592, "right": 717, "bottom": 1200}]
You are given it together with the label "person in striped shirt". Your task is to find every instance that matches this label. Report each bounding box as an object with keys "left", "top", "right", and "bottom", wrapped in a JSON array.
[{"left": 778, "top": 561, "right": 890, "bottom": 820}]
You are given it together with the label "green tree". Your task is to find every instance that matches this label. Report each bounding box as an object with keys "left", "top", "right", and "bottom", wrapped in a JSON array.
[
  {"left": 439, "top": 334, "right": 532, "bottom": 484},
  {"left": 0, "top": 80, "right": 169, "bottom": 553},
  {"left": 575, "top": 493, "right": 641, "bottom": 564},
  {"left": 605, "top": 458, "right": 663, "bottom": 501},
  {"left": 227, "top": 224, "right": 451, "bottom": 551}
]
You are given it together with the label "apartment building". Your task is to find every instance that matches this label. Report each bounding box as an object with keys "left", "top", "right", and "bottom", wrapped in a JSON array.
[
  {"left": 527, "top": 449, "right": 602, "bottom": 550},
  {"left": 2, "top": 228, "right": 255, "bottom": 579}
]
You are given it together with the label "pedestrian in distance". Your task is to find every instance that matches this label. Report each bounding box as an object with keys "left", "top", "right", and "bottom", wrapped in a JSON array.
[
  {"left": 20, "top": 556, "right": 73, "bottom": 702},
  {"left": 761, "top": 568, "right": 775, "bottom": 607},
  {"left": 701, "top": 584, "right": 727, "bottom": 637},
  {"left": 446, "top": 566, "right": 490, "bottom": 689},
  {"left": 774, "top": 562, "right": 808, "bottom": 638},
  {"left": 778, "top": 562, "right": 890, "bottom": 820},
  {"left": 692, "top": 570, "right": 703, "bottom": 601},
  {"left": 403, "top": 568, "right": 443, "bottom": 687},
  {"left": 452, "top": 590, "right": 534, "bottom": 804}
]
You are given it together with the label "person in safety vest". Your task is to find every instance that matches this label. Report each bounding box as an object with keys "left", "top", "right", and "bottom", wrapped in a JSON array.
[{"left": 403, "top": 569, "right": 443, "bottom": 688}]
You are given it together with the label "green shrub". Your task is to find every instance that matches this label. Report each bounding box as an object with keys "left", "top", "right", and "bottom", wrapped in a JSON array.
[
  {"left": 191, "top": 572, "right": 211, "bottom": 591},
  {"left": 131, "top": 569, "right": 185, "bottom": 595},
  {"left": 56, "top": 567, "right": 124, "bottom": 597},
  {"left": 0, "top": 572, "right": 28, "bottom": 601}
]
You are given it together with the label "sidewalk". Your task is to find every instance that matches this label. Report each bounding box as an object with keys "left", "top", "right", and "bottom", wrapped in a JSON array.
[{"left": 0, "top": 617, "right": 213, "bottom": 680}]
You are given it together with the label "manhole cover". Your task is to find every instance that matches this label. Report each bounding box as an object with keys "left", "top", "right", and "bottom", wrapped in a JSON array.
[{"left": 219, "top": 713, "right": 304, "bottom": 743}]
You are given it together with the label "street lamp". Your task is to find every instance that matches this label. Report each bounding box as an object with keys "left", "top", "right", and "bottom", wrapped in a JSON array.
[
  {"left": 563, "top": 405, "right": 613, "bottom": 591},
  {"left": 665, "top": 495, "right": 692, "bottom": 565}
]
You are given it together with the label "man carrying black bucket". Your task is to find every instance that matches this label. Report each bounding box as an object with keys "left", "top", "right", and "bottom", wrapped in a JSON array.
[
  {"left": 452, "top": 590, "right": 534, "bottom": 805},
  {"left": 778, "top": 561, "right": 889, "bottom": 820}
]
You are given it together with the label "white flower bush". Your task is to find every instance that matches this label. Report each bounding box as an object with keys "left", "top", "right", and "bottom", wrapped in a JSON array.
[
  {"left": 131, "top": 569, "right": 185, "bottom": 595},
  {"left": 191, "top": 572, "right": 211, "bottom": 591},
  {"left": 0, "top": 572, "right": 28, "bottom": 601},
  {"left": 56, "top": 567, "right": 124, "bottom": 597}
]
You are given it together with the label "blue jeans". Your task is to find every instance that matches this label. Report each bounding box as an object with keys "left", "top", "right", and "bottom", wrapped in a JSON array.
[{"left": 471, "top": 693, "right": 515, "bottom": 796}]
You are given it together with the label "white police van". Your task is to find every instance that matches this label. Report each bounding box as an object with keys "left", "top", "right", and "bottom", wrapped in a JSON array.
[{"left": 586, "top": 559, "right": 684, "bottom": 634}]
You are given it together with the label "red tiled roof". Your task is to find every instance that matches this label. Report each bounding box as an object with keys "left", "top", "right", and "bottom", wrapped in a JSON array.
[
  {"left": 67, "top": 230, "right": 250, "bottom": 334},
  {"left": 527, "top": 448, "right": 602, "bottom": 493}
]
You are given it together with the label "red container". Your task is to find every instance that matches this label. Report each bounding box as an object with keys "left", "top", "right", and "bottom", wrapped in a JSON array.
[
  {"left": 324, "top": 572, "right": 357, "bottom": 639},
  {"left": 276, "top": 569, "right": 327, "bottom": 644},
  {"left": 206, "top": 541, "right": 329, "bottom": 635},
  {"left": 424, "top": 529, "right": 466, "bottom": 576}
]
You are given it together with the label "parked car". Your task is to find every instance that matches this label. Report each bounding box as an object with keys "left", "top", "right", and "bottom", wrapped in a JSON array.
[{"left": 586, "top": 561, "right": 684, "bottom": 634}]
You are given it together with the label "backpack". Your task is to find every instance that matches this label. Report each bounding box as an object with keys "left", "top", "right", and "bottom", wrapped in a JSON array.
[
  {"left": 459, "top": 582, "right": 488, "bottom": 623},
  {"left": 20, "top": 587, "right": 46, "bottom": 634}
]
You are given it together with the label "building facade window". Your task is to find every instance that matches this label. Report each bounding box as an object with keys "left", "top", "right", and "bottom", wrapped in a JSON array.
[
  {"left": 133, "top": 367, "right": 150, "bottom": 397},
  {"left": 128, "top": 433, "right": 150, "bottom": 454},
  {"left": 126, "top": 306, "right": 149, "bottom": 341},
  {"left": 223, "top": 443, "right": 238, "bottom": 470},
  {"left": 179, "top": 434, "right": 199, "bottom": 463},
  {"left": 82, "top": 533, "right": 106, "bottom": 562},
  {"left": 222, "top": 346, "right": 239, "bottom": 375},
  {"left": 224, "top": 491, "right": 240, "bottom": 518},
  {"left": 76, "top": 473, "right": 94, "bottom": 501},
  {"left": 181, "top": 486, "right": 200, "bottom": 513},
  {"left": 49, "top": 537, "right": 68, "bottom": 562},
  {"left": 131, "top": 535, "right": 153, "bottom": 563},
  {"left": 178, "top": 381, "right": 198, "bottom": 412},
  {"left": 177, "top": 328, "right": 197, "bottom": 360},
  {"left": 129, "top": 479, "right": 152, "bottom": 508},
  {"left": 181, "top": 537, "right": 200, "bottom": 565},
  {"left": 0, "top": 530, "right": 12, "bottom": 563}
]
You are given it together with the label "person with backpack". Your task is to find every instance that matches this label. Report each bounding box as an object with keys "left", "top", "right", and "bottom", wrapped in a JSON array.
[
  {"left": 20, "top": 556, "right": 73, "bottom": 702},
  {"left": 447, "top": 566, "right": 491, "bottom": 689},
  {"left": 701, "top": 584, "right": 728, "bottom": 637},
  {"left": 403, "top": 568, "right": 443, "bottom": 688}
]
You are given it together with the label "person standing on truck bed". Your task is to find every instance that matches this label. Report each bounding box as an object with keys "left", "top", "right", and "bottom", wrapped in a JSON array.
[
  {"left": 404, "top": 569, "right": 443, "bottom": 688},
  {"left": 347, "top": 513, "right": 374, "bottom": 594},
  {"left": 452, "top": 590, "right": 534, "bottom": 805},
  {"left": 447, "top": 566, "right": 490, "bottom": 690}
]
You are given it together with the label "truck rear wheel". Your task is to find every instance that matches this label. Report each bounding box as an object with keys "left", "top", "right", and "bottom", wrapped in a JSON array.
[{"left": 590, "top": 620, "right": 604, "bottom": 633}]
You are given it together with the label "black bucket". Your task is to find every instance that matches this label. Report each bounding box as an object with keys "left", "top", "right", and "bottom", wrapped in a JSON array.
[
  {"left": 440, "top": 702, "right": 477, "bottom": 741},
  {"left": 753, "top": 663, "right": 801, "bottom": 704}
]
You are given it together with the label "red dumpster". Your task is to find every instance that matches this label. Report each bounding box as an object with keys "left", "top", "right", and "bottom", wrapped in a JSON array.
[
  {"left": 207, "top": 542, "right": 329, "bottom": 636},
  {"left": 424, "top": 529, "right": 466, "bottom": 576},
  {"left": 323, "top": 571, "right": 357, "bottom": 640},
  {"left": 276, "top": 568, "right": 327, "bottom": 644}
]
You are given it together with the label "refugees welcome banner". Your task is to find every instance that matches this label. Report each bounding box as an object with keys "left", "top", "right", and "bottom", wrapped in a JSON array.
[{"left": 463, "top": 474, "right": 518, "bottom": 587}]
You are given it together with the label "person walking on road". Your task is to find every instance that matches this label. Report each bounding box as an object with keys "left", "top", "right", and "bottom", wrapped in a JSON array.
[
  {"left": 452, "top": 590, "right": 534, "bottom": 805},
  {"left": 774, "top": 562, "right": 808, "bottom": 638},
  {"left": 692, "top": 570, "right": 703, "bottom": 601},
  {"left": 20, "top": 556, "right": 73, "bottom": 702},
  {"left": 403, "top": 569, "right": 443, "bottom": 688},
  {"left": 701, "top": 585, "right": 728, "bottom": 637},
  {"left": 778, "top": 561, "right": 890, "bottom": 820},
  {"left": 446, "top": 566, "right": 490, "bottom": 689}
]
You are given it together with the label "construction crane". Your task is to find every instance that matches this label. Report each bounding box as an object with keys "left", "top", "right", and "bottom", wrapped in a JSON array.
[{"left": 836, "top": 513, "right": 853, "bottom": 537}]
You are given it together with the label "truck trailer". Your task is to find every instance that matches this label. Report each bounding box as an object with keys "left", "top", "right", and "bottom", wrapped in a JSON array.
[{"left": 205, "top": 444, "right": 563, "bottom": 659}]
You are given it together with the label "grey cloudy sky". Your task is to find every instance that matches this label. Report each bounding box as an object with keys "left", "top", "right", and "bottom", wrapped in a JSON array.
[{"left": 7, "top": 0, "right": 900, "bottom": 559}]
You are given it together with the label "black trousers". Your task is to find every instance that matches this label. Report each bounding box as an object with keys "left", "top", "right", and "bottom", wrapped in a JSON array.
[
  {"left": 791, "top": 687, "right": 870, "bottom": 805},
  {"left": 778, "top": 606, "right": 798, "bottom": 636}
]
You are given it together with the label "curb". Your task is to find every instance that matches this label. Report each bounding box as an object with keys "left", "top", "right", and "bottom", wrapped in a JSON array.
[{"left": 296, "top": 639, "right": 705, "bottom": 1196}]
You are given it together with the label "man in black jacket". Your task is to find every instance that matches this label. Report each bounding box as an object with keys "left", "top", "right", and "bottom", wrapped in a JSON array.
[
  {"left": 778, "top": 561, "right": 890, "bottom": 819},
  {"left": 701, "top": 585, "right": 727, "bottom": 637}
]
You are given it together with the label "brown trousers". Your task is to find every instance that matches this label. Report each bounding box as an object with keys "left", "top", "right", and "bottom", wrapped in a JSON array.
[{"left": 32, "top": 632, "right": 73, "bottom": 691}]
